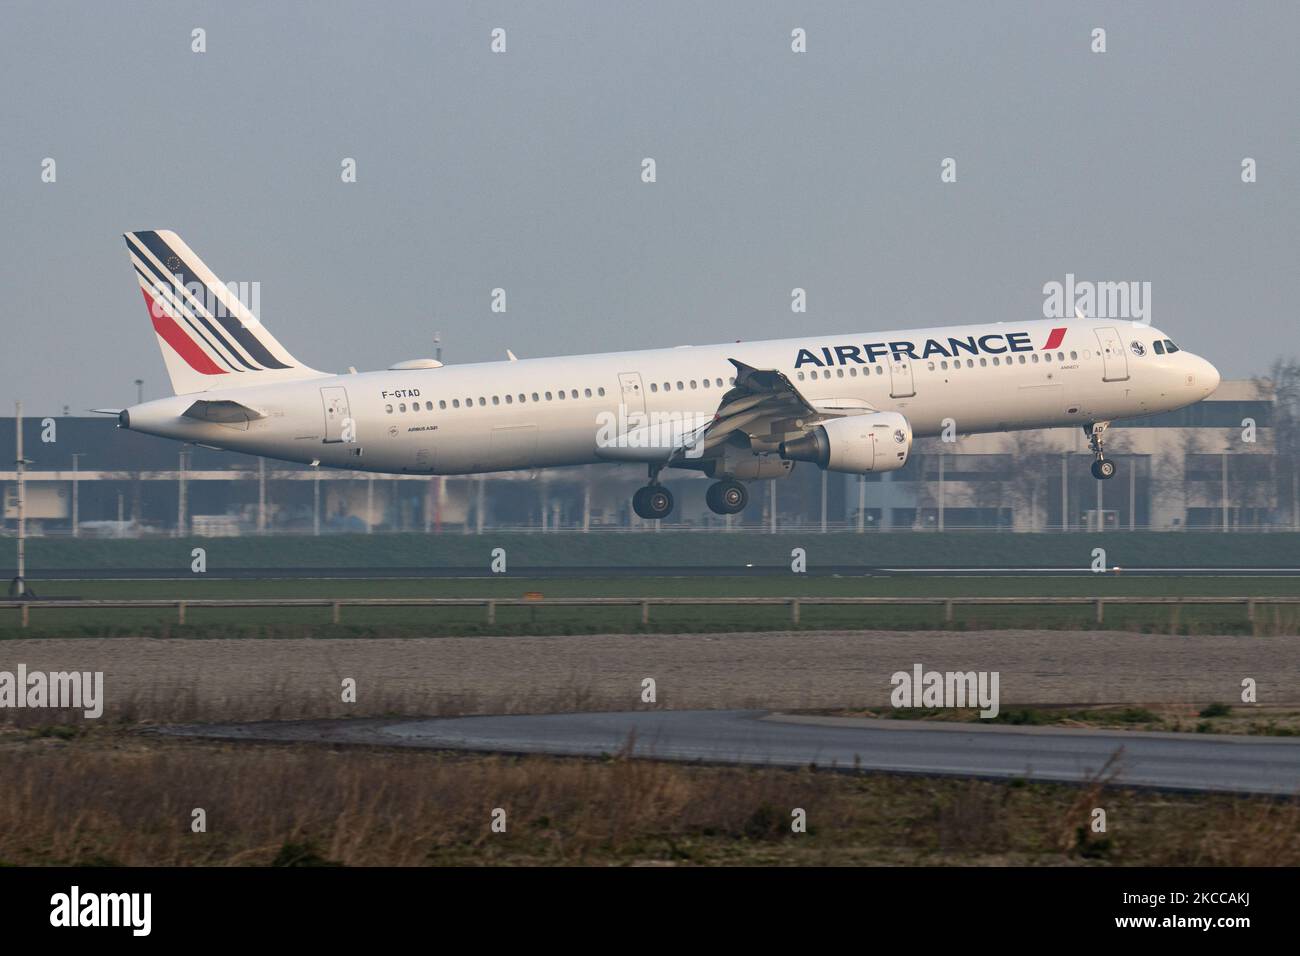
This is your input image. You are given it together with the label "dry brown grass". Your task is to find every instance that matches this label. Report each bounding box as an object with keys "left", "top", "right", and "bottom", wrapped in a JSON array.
[{"left": 2, "top": 729, "right": 1298, "bottom": 867}]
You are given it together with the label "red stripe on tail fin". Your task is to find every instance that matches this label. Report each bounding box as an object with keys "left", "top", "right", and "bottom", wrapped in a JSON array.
[{"left": 142, "top": 289, "right": 227, "bottom": 375}]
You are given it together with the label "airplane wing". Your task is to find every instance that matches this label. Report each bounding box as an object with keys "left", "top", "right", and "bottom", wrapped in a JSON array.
[{"left": 672, "top": 359, "right": 848, "bottom": 461}]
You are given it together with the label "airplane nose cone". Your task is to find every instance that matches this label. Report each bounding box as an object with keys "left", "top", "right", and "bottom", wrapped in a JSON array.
[{"left": 1202, "top": 358, "right": 1221, "bottom": 395}]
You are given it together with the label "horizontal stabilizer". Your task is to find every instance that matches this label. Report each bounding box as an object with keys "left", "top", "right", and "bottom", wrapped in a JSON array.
[{"left": 181, "top": 399, "right": 267, "bottom": 424}]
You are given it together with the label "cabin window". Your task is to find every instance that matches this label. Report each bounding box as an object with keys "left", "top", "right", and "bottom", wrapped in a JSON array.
[
  {"left": 385, "top": 404, "right": 393, "bottom": 413},
  {"left": 584, "top": 388, "right": 592, "bottom": 397},
  {"left": 598, "top": 387, "right": 606, "bottom": 396},
  {"left": 650, "top": 383, "right": 658, "bottom": 392},
  {"left": 545, "top": 391, "right": 552, "bottom": 400},
  {"left": 979, "top": 358, "right": 987, "bottom": 367},
  {"left": 1018, "top": 355, "right": 1026, "bottom": 364},
  {"left": 676, "top": 381, "right": 684, "bottom": 390},
  {"left": 797, "top": 372, "right": 805, "bottom": 381},
  {"left": 940, "top": 361, "right": 948, "bottom": 370},
  {"left": 558, "top": 390, "right": 566, "bottom": 400},
  {"left": 439, "top": 400, "right": 446, "bottom": 410},
  {"left": 492, "top": 396, "right": 500, "bottom": 405},
  {"left": 966, "top": 359, "right": 974, "bottom": 368},
  {"left": 1057, "top": 352, "right": 1064, "bottom": 362},
  {"left": 518, "top": 394, "right": 526, "bottom": 403},
  {"left": 876, "top": 366, "right": 884, "bottom": 375},
  {"left": 505, "top": 394, "right": 513, "bottom": 404},
  {"left": 452, "top": 399, "right": 460, "bottom": 408},
  {"left": 571, "top": 389, "right": 578, "bottom": 398},
  {"left": 475, "top": 397, "right": 483, "bottom": 406},
  {"left": 532, "top": 392, "right": 540, "bottom": 402},
  {"left": 716, "top": 378, "right": 723, "bottom": 387},
  {"left": 398, "top": 403, "right": 406, "bottom": 412}
]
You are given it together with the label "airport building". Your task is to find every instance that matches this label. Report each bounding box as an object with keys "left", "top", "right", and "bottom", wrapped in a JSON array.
[{"left": 1, "top": 379, "right": 1294, "bottom": 535}]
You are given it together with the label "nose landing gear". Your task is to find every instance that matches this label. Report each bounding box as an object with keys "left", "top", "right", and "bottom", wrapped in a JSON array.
[{"left": 1087, "top": 422, "right": 1116, "bottom": 480}]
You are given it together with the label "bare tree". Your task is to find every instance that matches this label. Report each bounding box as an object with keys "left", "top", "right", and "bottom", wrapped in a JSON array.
[
  {"left": 1002, "top": 431, "right": 1054, "bottom": 530},
  {"left": 1259, "top": 358, "right": 1300, "bottom": 528}
]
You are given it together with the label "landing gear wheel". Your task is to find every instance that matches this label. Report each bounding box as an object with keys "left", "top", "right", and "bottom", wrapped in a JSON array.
[
  {"left": 1085, "top": 421, "right": 1115, "bottom": 480},
  {"left": 1091, "top": 459, "right": 1116, "bottom": 480},
  {"left": 632, "top": 485, "right": 674, "bottom": 520},
  {"left": 706, "top": 479, "right": 748, "bottom": 515}
]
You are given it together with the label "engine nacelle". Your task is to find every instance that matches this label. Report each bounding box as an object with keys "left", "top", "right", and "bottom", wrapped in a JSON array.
[{"left": 778, "top": 412, "right": 912, "bottom": 473}]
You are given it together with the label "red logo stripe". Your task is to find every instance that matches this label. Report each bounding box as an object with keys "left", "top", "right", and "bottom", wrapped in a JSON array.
[
  {"left": 142, "top": 288, "right": 226, "bottom": 375},
  {"left": 1043, "top": 327, "right": 1067, "bottom": 350}
]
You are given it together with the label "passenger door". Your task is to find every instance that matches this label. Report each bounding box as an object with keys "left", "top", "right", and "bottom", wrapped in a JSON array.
[
  {"left": 1094, "top": 327, "right": 1130, "bottom": 382},
  {"left": 320, "top": 386, "right": 352, "bottom": 442}
]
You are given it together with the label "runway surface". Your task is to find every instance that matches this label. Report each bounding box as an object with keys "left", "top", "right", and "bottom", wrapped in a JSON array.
[
  {"left": 12, "top": 565, "right": 1300, "bottom": 580},
  {"left": 158, "top": 709, "right": 1300, "bottom": 795}
]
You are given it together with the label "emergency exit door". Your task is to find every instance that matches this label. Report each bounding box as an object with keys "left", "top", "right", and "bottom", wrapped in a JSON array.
[{"left": 889, "top": 359, "right": 916, "bottom": 398}]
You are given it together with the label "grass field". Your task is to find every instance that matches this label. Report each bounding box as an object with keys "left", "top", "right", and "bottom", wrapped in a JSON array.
[
  {"left": 10, "top": 530, "right": 1300, "bottom": 571},
  {"left": 3, "top": 728, "right": 1297, "bottom": 866},
  {"left": 4, "top": 574, "right": 1298, "bottom": 638}
]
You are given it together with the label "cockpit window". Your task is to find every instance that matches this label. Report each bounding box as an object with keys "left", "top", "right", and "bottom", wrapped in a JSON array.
[
  {"left": 1153, "top": 340, "right": 1165, "bottom": 355},
  {"left": 1164, "top": 339, "right": 1180, "bottom": 353}
]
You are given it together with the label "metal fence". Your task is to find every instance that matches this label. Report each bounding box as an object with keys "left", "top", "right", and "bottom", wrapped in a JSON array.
[{"left": 3, "top": 594, "right": 1297, "bottom": 628}]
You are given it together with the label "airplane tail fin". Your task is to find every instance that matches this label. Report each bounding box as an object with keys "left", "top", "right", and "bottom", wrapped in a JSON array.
[{"left": 123, "top": 229, "right": 326, "bottom": 395}]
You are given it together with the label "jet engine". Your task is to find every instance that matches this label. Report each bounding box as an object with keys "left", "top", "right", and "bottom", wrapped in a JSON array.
[{"left": 778, "top": 411, "right": 912, "bottom": 473}]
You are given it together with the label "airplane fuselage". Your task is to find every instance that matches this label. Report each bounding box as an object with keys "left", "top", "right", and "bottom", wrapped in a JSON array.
[{"left": 121, "top": 317, "right": 1219, "bottom": 477}]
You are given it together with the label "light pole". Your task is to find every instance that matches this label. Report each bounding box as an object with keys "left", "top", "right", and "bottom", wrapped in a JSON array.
[
  {"left": 12, "top": 402, "right": 29, "bottom": 597},
  {"left": 177, "top": 447, "right": 189, "bottom": 537},
  {"left": 134, "top": 379, "right": 143, "bottom": 405},
  {"left": 71, "top": 452, "right": 82, "bottom": 538}
]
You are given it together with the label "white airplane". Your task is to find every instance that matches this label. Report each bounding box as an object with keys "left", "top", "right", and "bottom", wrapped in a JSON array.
[{"left": 114, "top": 230, "right": 1220, "bottom": 519}]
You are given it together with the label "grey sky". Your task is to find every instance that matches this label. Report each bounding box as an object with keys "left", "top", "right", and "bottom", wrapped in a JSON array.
[{"left": 2, "top": 1, "right": 1297, "bottom": 412}]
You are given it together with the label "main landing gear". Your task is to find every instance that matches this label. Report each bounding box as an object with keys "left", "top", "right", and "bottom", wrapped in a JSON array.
[
  {"left": 1087, "top": 422, "right": 1116, "bottom": 480},
  {"left": 705, "top": 478, "right": 748, "bottom": 515},
  {"left": 630, "top": 469, "right": 752, "bottom": 519},
  {"left": 632, "top": 465, "right": 674, "bottom": 520}
]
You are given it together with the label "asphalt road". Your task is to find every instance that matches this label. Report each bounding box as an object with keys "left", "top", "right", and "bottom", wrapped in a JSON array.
[
  {"left": 158, "top": 709, "right": 1300, "bottom": 795},
  {"left": 12, "top": 565, "right": 1300, "bottom": 580}
]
